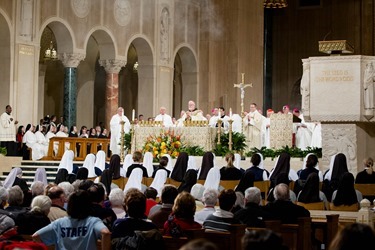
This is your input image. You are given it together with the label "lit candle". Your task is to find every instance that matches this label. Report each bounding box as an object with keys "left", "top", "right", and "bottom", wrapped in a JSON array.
[
  {"left": 218, "top": 110, "right": 221, "bottom": 118},
  {"left": 229, "top": 108, "right": 232, "bottom": 118},
  {"left": 132, "top": 109, "right": 135, "bottom": 121}
]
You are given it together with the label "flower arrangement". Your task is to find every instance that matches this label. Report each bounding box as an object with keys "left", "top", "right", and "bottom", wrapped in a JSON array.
[{"left": 142, "top": 130, "right": 182, "bottom": 160}]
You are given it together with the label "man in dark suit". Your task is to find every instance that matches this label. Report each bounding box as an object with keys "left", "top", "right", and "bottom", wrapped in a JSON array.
[
  {"left": 264, "top": 183, "right": 310, "bottom": 224},
  {"left": 234, "top": 187, "right": 274, "bottom": 227}
]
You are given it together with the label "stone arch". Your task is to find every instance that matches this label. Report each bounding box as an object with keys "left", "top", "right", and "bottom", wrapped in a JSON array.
[
  {"left": 173, "top": 44, "right": 198, "bottom": 116},
  {"left": 77, "top": 28, "right": 118, "bottom": 128},
  {"left": 39, "top": 19, "right": 75, "bottom": 121},
  {"left": 0, "top": 9, "right": 11, "bottom": 110},
  {"left": 84, "top": 27, "right": 117, "bottom": 60},
  {"left": 120, "top": 35, "right": 154, "bottom": 118},
  {"left": 39, "top": 18, "right": 75, "bottom": 54}
]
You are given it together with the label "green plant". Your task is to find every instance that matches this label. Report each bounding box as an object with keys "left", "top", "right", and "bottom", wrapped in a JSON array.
[
  {"left": 214, "top": 132, "right": 247, "bottom": 156},
  {"left": 180, "top": 145, "right": 205, "bottom": 156},
  {"left": 246, "top": 146, "right": 322, "bottom": 160},
  {"left": 123, "top": 132, "right": 132, "bottom": 152},
  {"left": 0, "top": 147, "right": 7, "bottom": 156}
]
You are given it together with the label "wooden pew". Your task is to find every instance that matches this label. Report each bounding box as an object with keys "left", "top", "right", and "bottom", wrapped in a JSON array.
[
  {"left": 43, "top": 137, "right": 111, "bottom": 161},
  {"left": 329, "top": 203, "right": 359, "bottom": 211},
  {"left": 204, "top": 224, "right": 246, "bottom": 250},
  {"left": 297, "top": 201, "right": 325, "bottom": 210},
  {"left": 354, "top": 183, "right": 375, "bottom": 199},
  {"left": 280, "top": 217, "right": 311, "bottom": 250},
  {"left": 167, "top": 178, "right": 181, "bottom": 187},
  {"left": 312, "top": 214, "right": 339, "bottom": 249},
  {"left": 163, "top": 228, "right": 204, "bottom": 250},
  {"left": 254, "top": 181, "right": 270, "bottom": 200},
  {"left": 112, "top": 177, "right": 126, "bottom": 190},
  {"left": 220, "top": 180, "right": 240, "bottom": 190}
]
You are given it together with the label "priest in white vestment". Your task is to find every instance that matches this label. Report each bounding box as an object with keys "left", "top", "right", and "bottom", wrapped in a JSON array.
[
  {"left": 243, "top": 103, "right": 265, "bottom": 149},
  {"left": 310, "top": 122, "right": 322, "bottom": 148},
  {"left": 110, "top": 107, "right": 130, "bottom": 155},
  {"left": 154, "top": 107, "right": 174, "bottom": 127},
  {"left": 0, "top": 105, "right": 18, "bottom": 147},
  {"left": 263, "top": 109, "right": 274, "bottom": 148},
  {"left": 293, "top": 109, "right": 313, "bottom": 150},
  {"left": 208, "top": 108, "right": 219, "bottom": 127}
]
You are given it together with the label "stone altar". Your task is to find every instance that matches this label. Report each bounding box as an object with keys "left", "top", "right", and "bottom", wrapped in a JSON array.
[{"left": 302, "top": 55, "right": 375, "bottom": 174}]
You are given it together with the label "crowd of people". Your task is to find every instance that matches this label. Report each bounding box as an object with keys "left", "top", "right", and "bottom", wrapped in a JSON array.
[
  {"left": 0, "top": 148, "right": 374, "bottom": 249},
  {"left": 0, "top": 101, "right": 322, "bottom": 163}
]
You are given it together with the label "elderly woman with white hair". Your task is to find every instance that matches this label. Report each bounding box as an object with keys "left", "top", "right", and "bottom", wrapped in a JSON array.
[
  {"left": 31, "top": 181, "right": 45, "bottom": 197},
  {"left": 16, "top": 195, "right": 52, "bottom": 235},
  {"left": 0, "top": 186, "right": 9, "bottom": 210},
  {"left": 108, "top": 188, "right": 125, "bottom": 219}
]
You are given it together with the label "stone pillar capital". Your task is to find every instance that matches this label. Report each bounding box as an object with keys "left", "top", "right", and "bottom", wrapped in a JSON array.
[
  {"left": 59, "top": 53, "right": 85, "bottom": 68},
  {"left": 99, "top": 59, "right": 126, "bottom": 74}
]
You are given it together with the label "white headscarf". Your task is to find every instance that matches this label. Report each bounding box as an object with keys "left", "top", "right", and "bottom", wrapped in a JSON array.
[
  {"left": 58, "top": 150, "right": 74, "bottom": 174},
  {"left": 83, "top": 154, "right": 96, "bottom": 178},
  {"left": 324, "top": 154, "right": 337, "bottom": 181},
  {"left": 33, "top": 168, "right": 48, "bottom": 186},
  {"left": 234, "top": 153, "right": 241, "bottom": 169},
  {"left": 257, "top": 153, "right": 265, "bottom": 170},
  {"left": 95, "top": 151, "right": 106, "bottom": 171},
  {"left": 254, "top": 153, "right": 268, "bottom": 180},
  {"left": 187, "top": 156, "right": 198, "bottom": 170},
  {"left": 150, "top": 170, "right": 167, "bottom": 197},
  {"left": 204, "top": 167, "right": 221, "bottom": 191},
  {"left": 124, "top": 168, "right": 143, "bottom": 192},
  {"left": 143, "top": 152, "right": 154, "bottom": 177},
  {"left": 3, "top": 167, "right": 22, "bottom": 189},
  {"left": 123, "top": 154, "right": 133, "bottom": 173},
  {"left": 163, "top": 154, "right": 173, "bottom": 172}
]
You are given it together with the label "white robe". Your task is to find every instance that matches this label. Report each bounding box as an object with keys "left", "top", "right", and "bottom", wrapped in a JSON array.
[
  {"left": 295, "top": 114, "right": 313, "bottom": 150},
  {"left": 35, "top": 131, "right": 48, "bottom": 156},
  {"left": 310, "top": 123, "right": 322, "bottom": 148},
  {"left": 23, "top": 131, "right": 45, "bottom": 160},
  {"left": 243, "top": 110, "right": 265, "bottom": 149},
  {"left": 0, "top": 112, "right": 16, "bottom": 142},
  {"left": 154, "top": 114, "right": 174, "bottom": 127},
  {"left": 264, "top": 117, "right": 271, "bottom": 148},
  {"left": 110, "top": 114, "right": 130, "bottom": 155}
]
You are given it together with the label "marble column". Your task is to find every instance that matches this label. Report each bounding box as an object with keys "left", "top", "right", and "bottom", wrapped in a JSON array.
[
  {"left": 59, "top": 53, "right": 85, "bottom": 129},
  {"left": 99, "top": 59, "right": 126, "bottom": 129}
]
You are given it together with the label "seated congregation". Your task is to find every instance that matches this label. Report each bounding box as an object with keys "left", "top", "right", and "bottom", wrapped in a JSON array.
[{"left": 0, "top": 149, "right": 374, "bottom": 249}]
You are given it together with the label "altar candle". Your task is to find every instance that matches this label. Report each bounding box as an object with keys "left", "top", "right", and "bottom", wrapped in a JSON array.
[
  {"left": 132, "top": 109, "right": 135, "bottom": 121},
  {"left": 229, "top": 108, "right": 232, "bottom": 118},
  {"left": 218, "top": 110, "right": 221, "bottom": 118}
]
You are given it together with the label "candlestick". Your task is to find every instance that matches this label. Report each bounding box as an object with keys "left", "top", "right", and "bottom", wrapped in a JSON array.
[{"left": 132, "top": 109, "right": 135, "bottom": 121}]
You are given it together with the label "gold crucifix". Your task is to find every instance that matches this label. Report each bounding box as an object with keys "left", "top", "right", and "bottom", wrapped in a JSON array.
[{"left": 234, "top": 73, "right": 253, "bottom": 118}]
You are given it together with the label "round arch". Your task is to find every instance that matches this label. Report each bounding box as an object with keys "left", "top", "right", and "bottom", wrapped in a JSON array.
[
  {"left": 173, "top": 45, "right": 198, "bottom": 116},
  {"left": 83, "top": 27, "right": 117, "bottom": 60},
  {"left": 39, "top": 18, "right": 75, "bottom": 54},
  {"left": 119, "top": 35, "right": 155, "bottom": 118},
  {"left": 0, "top": 9, "right": 11, "bottom": 110}
]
